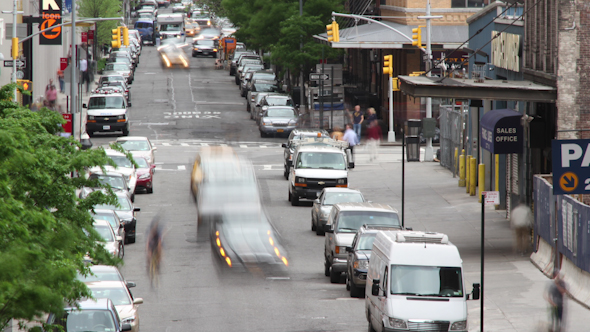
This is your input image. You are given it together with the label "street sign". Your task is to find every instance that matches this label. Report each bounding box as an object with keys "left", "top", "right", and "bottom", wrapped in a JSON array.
[
  {"left": 551, "top": 139, "right": 590, "bottom": 194},
  {"left": 310, "top": 73, "right": 329, "bottom": 81},
  {"left": 4, "top": 60, "right": 26, "bottom": 68},
  {"left": 16, "top": 70, "right": 24, "bottom": 79},
  {"left": 81, "top": 32, "right": 87, "bottom": 43},
  {"left": 60, "top": 57, "right": 68, "bottom": 71},
  {"left": 482, "top": 191, "right": 499, "bottom": 206},
  {"left": 88, "top": 30, "right": 95, "bottom": 40}
]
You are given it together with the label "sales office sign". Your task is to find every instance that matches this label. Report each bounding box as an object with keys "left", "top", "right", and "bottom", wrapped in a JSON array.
[
  {"left": 39, "top": 0, "right": 62, "bottom": 45},
  {"left": 480, "top": 109, "right": 523, "bottom": 155}
]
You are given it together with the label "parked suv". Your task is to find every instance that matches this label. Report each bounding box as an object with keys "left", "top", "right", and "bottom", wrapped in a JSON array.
[
  {"left": 288, "top": 138, "right": 352, "bottom": 206},
  {"left": 46, "top": 298, "right": 132, "bottom": 332},
  {"left": 311, "top": 187, "right": 365, "bottom": 235},
  {"left": 324, "top": 202, "right": 402, "bottom": 283}
]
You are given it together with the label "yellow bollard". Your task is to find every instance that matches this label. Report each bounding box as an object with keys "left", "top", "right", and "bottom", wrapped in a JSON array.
[
  {"left": 454, "top": 148, "right": 459, "bottom": 176},
  {"left": 478, "top": 163, "right": 485, "bottom": 202},
  {"left": 465, "top": 156, "right": 471, "bottom": 193},
  {"left": 458, "top": 154, "right": 466, "bottom": 187},
  {"left": 495, "top": 154, "right": 499, "bottom": 192},
  {"left": 469, "top": 158, "right": 477, "bottom": 196}
]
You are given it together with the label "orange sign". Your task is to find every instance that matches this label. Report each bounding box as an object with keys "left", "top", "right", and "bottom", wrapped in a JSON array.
[
  {"left": 559, "top": 172, "right": 579, "bottom": 193},
  {"left": 40, "top": 19, "right": 61, "bottom": 40},
  {"left": 40, "top": 0, "right": 62, "bottom": 45}
]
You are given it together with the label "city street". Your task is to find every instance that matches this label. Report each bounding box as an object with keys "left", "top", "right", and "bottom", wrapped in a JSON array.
[{"left": 87, "top": 44, "right": 590, "bottom": 332}]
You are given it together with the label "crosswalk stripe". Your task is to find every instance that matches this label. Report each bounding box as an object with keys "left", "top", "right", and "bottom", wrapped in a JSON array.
[
  {"left": 181, "top": 143, "right": 189, "bottom": 146},
  {"left": 201, "top": 143, "right": 209, "bottom": 147},
  {"left": 260, "top": 145, "right": 267, "bottom": 148},
  {"left": 240, "top": 145, "right": 247, "bottom": 148},
  {"left": 162, "top": 143, "right": 170, "bottom": 146},
  {"left": 178, "top": 165, "right": 186, "bottom": 171}
]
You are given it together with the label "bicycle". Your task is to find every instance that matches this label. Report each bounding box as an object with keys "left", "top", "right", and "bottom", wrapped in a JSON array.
[{"left": 148, "top": 248, "right": 161, "bottom": 288}]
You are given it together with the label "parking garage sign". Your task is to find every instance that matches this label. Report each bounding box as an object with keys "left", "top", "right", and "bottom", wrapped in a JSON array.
[{"left": 552, "top": 139, "right": 590, "bottom": 195}]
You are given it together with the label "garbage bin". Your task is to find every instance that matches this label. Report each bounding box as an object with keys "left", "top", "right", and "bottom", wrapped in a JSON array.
[
  {"left": 406, "top": 135, "right": 420, "bottom": 162},
  {"left": 407, "top": 119, "right": 421, "bottom": 136}
]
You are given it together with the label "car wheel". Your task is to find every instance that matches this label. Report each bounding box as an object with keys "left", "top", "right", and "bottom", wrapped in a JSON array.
[
  {"left": 260, "top": 131, "right": 266, "bottom": 138},
  {"left": 311, "top": 212, "right": 316, "bottom": 231},
  {"left": 131, "top": 194, "right": 135, "bottom": 203},
  {"left": 324, "top": 258, "right": 330, "bottom": 277},
  {"left": 291, "top": 194, "right": 299, "bottom": 206},
  {"left": 147, "top": 185, "right": 153, "bottom": 194},
  {"left": 87, "top": 131, "right": 94, "bottom": 137},
  {"left": 128, "top": 235, "right": 136, "bottom": 244},
  {"left": 288, "top": 190, "right": 292, "bottom": 202},
  {"left": 122, "top": 126, "right": 129, "bottom": 136},
  {"left": 350, "top": 278, "right": 362, "bottom": 298},
  {"left": 329, "top": 266, "right": 340, "bottom": 283},
  {"left": 316, "top": 224, "right": 325, "bottom": 236},
  {"left": 246, "top": 103, "right": 250, "bottom": 113},
  {"left": 283, "top": 168, "right": 289, "bottom": 180},
  {"left": 346, "top": 273, "right": 351, "bottom": 290}
]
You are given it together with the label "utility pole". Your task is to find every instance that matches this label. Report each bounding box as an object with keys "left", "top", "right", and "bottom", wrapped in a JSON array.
[
  {"left": 299, "top": 0, "right": 305, "bottom": 121},
  {"left": 70, "top": 0, "right": 78, "bottom": 141},
  {"left": 2, "top": 0, "right": 23, "bottom": 101},
  {"left": 418, "top": 0, "right": 442, "bottom": 161}
]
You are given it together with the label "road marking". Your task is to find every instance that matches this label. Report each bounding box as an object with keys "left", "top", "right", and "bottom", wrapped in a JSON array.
[
  {"left": 263, "top": 165, "right": 272, "bottom": 170},
  {"left": 240, "top": 145, "right": 247, "bottom": 148},
  {"left": 135, "top": 122, "right": 169, "bottom": 126},
  {"left": 266, "top": 277, "right": 290, "bottom": 280},
  {"left": 145, "top": 72, "right": 156, "bottom": 75},
  {"left": 181, "top": 143, "right": 189, "bottom": 146},
  {"left": 260, "top": 145, "right": 267, "bottom": 148},
  {"left": 154, "top": 162, "right": 164, "bottom": 165},
  {"left": 201, "top": 143, "right": 209, "bottom": 147},
  {"left": 178, "top": 165, "right": 186, "bottom": 171},
  {"left": 220, "top": 144, "right": 228, "bottom": 147},
  {"left": 162, "top": 143, "right": 170, "bottom": 146}
]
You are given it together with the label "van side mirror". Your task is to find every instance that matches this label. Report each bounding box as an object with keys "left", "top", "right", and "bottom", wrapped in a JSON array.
[
  {"left": 345, "top": 246, "right": 352, "bottom": 252},
  {"left": 471, "top": 283, "right": 480, "bottom": 300},
  {"left": 281, "top": 143, "right": 287, "bottom": 148},
  {"left": 314, "top": 199, "right": 320, "bottom": 204},
  {"left": 133, "top": 207, "right": 141, "bottom": 212},
  {"left": 126, "top": 281, "right": 136, "bottom": 288},
  {"left": 82, "top": 103, "right": 87, "bottom": 109},
  {"left": 371, "top": 279, "right": 381, "bottom": 296}
]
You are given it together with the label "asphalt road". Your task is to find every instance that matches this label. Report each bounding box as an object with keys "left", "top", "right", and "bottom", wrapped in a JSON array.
[{"left": 85, "top": 31, "right": 590, "bottom": 332}]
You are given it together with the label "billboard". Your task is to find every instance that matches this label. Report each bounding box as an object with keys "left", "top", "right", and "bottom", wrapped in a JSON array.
[{"left": 40, "top": 0, "right": 62, "bottom": 45}]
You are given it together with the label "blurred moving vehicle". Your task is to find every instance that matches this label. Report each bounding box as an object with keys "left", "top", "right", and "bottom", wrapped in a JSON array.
[
  {"left": 94, "top": 219, "right": 124, "bottom": 259},
  {"left": 258, "top": 106, "right": 299, "bottom": 138},
  {"left": 192, "top": 38, "right": 218, "bottom": 57},
  {"left": 115, "top": 136, "right": 157, "bottom": 165},
  {"left": 311, "top": 187, "right": 365, "bottom": 235},
  {"left": 132, "top": 156, "right": 155, "bottom": 194},
  {"left": 185, "top": 21, "right": 201, "bottom": 37},
  {"left": 84, "top": 281, "right": 143, "bottom": 332},
  {"left": 46, "top": 298, "right": 132, "bottom": 332},
  {"left": 158, "top": 43, "right": 190, "bottom": 68}
]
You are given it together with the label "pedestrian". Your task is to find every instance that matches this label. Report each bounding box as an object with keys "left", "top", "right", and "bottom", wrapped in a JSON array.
[
  {"left": 331, "top": 126, "right": 344, "bottom": 141},
  {"left": 342, "top": 123, "right": 359, "bottom": 166},
  {"left": 366, "top": 107, "right": 377, "bottom": 124},
  {"left": 510, "top": 201, "right": 532, "bottom": 255},
  {"left": 366, "top": 119, "right": 382, "bottom": 162},
  {"left": 545, "top": 269, "right": 567, "bottom": 332},
  {"left": 57, "top": 69, "right": 65, "bottom": 93},
  {"left": 352, "top": 105, "right": 364, "bottom": 140},
  {"left": 80, "top": 58, "right": 89, "bottom": 93},
  {"left": 154, "top": 28, "right": 161, "bottom": 47},
  {"left": 45, "top": 80, "right": 57, "bottom": 110}
]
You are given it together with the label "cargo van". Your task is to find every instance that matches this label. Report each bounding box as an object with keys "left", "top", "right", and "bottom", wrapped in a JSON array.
[
  {"left": 365, "top": 231, "right": 479, "bottom": 332},
  {"left": 134, "top": 19, "right": 155, "bottom": 44}
]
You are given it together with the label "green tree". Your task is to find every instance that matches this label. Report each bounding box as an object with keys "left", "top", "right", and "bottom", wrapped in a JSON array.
[
  {"left": 78, "top": 0, "right": 122, "bottom": 48},
  {"left": 0, "top": 84, "right": 121, "bottom": 330}
]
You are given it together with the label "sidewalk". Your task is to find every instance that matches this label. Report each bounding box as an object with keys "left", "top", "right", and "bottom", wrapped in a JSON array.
[
  {"left": 353, "top": 145, "right": 590, "bottom": 332},
  {"left": 56, "top": 80, "right": 97, "bottom": 141}
]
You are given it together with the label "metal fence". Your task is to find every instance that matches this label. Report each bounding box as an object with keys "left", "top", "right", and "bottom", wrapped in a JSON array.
[
  {"left": 534, "top": 175, "right": 590, "bottom": 274},
  {"left": 438, "top": 105, "right": 464, "bottom": 172}
]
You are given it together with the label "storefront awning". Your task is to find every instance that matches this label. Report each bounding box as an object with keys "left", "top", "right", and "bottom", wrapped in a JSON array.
[
  {"left": 314, "top": 21, "right": 468, "bottom": 49},
  {"left": 480, "top": 109, "right": 523, "bottom": 154}
]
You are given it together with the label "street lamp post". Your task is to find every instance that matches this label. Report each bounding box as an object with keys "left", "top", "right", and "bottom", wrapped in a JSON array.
[
  {"left": 2, "top": 0, "right": 24, "bottom": 101},
  {"left": 70, "top": 0, "right": 78, "bottom": 141}
]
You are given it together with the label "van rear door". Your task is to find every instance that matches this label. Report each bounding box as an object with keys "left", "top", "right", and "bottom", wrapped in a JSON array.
[{"left": 134, "top": 21, "right": 153, "bottom": 42}]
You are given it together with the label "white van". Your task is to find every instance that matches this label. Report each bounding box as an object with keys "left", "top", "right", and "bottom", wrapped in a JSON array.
[{"left": 365, "top": 230, "right": 479, "bottom": 332}]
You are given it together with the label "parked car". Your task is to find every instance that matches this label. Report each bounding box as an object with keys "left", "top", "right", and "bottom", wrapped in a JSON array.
[
  {"left": 81, "top": 170, "right": 133, "bottom": 203},
  {"left": 132, "top": 156, "right": 155, "bottom": 194},
  {"left": 246, "top": 79, "right": 279, "bottom": 113},
  {"left": 89, "top": 149, "right": 138, "bottom": 196},
  {"left": 258, "top": 106, "right": 299, "bottom": 138},
  {"left": 281, "top": 128, "right": 330, "bottom": 179},
  {"left": 92, "top": 208, "right": 127, "bottom": 243},
  {"left": 312, "top": 188, "right": 365, "bottom": 235},
  {"left": 93, "top": 219, "right": 124, "bottom": 259},
  {"left": 94, "top": 191, "right": 140, "bottom": 244},
  {"left": 103, "top": 63, "right": 134, "bottom": 84},
  {"left": 77, "top": 265, "right": 136, "bottom": 288},
  {"left": 46, "top": 298, "right": 132, "bottom": 332},
  {"left": 230, "top": 50, "right": 256, "bottom": 76},
  {"left": 83, "top": 281, "right": 143, "bottom": 332},
  {"left": 256, "top": 94, "right": 294, "bottom": 124},
  {"left": 115, "top": 136, "right": 157, "bottom": 166}
]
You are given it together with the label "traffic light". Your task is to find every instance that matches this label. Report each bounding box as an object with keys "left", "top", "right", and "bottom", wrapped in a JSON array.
[
  {"left": 122, "top": 26, "right": 129, "bottom": 47},
  {"left": 111, "top": 27, "right": 121, "bottom": 49},
  {"left": 17, "top": 79, "right": 32, "bottom": 91},
  {"left": 383, "top": 55, "right": 393, "bottom": 77},
  {"left": 326, "top": 21, "right": 340, "bottom": 43},
  {"left": 412, "top": 25, "right": 425, "bottom": 48},
  {"left": 392, "top": 78, "right": 400, "bottom": 91}
]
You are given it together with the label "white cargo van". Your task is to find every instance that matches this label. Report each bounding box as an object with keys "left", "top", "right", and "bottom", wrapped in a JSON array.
[{"left": 365, "top": 231, "right": 479, "bottom": 332}]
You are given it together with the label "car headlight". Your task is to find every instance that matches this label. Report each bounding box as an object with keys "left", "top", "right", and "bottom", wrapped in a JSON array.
[
  {"left": 450, "top": 321, "right": 467, "bottom": 330},
  {"left": 288, "top": 120, "right": 297, "bottom": 125},
  {"left": 337, "top": 178, "right": 347, "bottom": 185},
  {"left": 389, "top": 318, "right": 407, "bottom": 329},
  {"left": 353, "top": 260, "right": 369, "bottom": 270},
  {"left": 194, "top": 47, "right": 199, "bottom": 51},
  {"left": 334, "top": 246, "right": 347, "bottom": 254},
  {"left": 139, "top": 173, "right": 150, "bottom": 179},
  {"left": 288, "top": 154, "right": 292, "bottom": 161},
  {"left": 121, "top": 317, "right": 135, "bottom": 324},
  {"left": 118, "top": 114, "right": 125, "bottom": 119},
  {"left": 295, "top": 177, "right": 306, "bottom": 183},
  {"left": 88, "top": 115, "right": 95, "bottom": 120},
  {"left": 262, "top": 121, "right": 272, "bottom": 126}
]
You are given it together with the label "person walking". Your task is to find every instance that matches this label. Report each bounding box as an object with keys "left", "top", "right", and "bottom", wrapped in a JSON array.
[
  {"left": 80, "top": 58, "right": 89, "bottom": 93},
  {"left": 342, "top": 123, "right": 359, "bottom": 167},
  {"left": 57, "top": 69, "right": 65, "bottom": 93},
  {"left": 366, "top": 119, "right": 382, "bottom": 162},
  {"left": 45, "top": 80, "right": 57, "bottom": 110},
  {"left": 331, "top": 126, "right": 344, "bottom": 141},
  {"left": 510, "top": 201, "right": 532, "bottom": 255},
  {"left": 352, "top": 105, "right": 364, "bottom": 140},
  {"left": 545, "top": 269, "right": 567, "bottom": 332},
  {"left": 366, "top": 107, "right": 377, "bottom": 124}
]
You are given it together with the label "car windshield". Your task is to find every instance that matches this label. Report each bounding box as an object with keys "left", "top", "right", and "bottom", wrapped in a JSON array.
[
  {"left": 61, "top": 310, "right": 116, "bottom": 332},
  {"left": 95, "top": 196, "right": 132, "bottom": 211},
  {"left": 88, "top": 96, "right": 125, "bottom": 109},
  {"left": 133, "top": 157, "right": 149, "bottom": 168},
  {"left": 89, "top": 174, "right": 126, "bottom": 190},
  {"left": 118, "top": 140, "right": 150, "bottom": 151},
  {"left": 88, "top": 286, "right": 132, "bottom": 305},
  {"left": 101, "top": 76, "right": 124, "bottom": 83},
  {"left": 108, "top": 155, "right": 133, "bottom": 168},
  {"left": 296, "top": 152, "right": 346, "bottom": 170},
  {"left": 94, "top": 224, "right": 115, "bottom": 242},
  {"left": 160, "top": 23, "right": 181, "bottom": 32},
  {"left": 138, "top": 14, "right": 154, "bottom": 20},
  {"left": 266, "top": 108, "right": 296, "bottom": 118},
  {"left": 253, "top": 73, "right": 275, "bottom": 81},
  {"left": 390, "top": 265, "right": 464, "bottom": 297},
  {"left": 77, "top": 269, "right": 122, "bottom": 282},
  {"left": 196, "top": 39, "right": 215, "bottom": 46},
  {"left": 105, "top": 63, "right": 129, "bottom": 71},
  {"left": 323, "top": 192, "right": 364, "bottom": 205},
  {"left": 266, "top": 97, "right": 292, "bottom": 106},
  {"left": 254, "top": 84, "right": 277, "bottom": 92},
  {"left": 337, "top": 211, "right": 400, "bottom": 231},
  {"left": 356, "top": 233, "right": 377, "bottom": 250},
  {"left": 93, "top": 213, "right": 118, "bottom": 230}
]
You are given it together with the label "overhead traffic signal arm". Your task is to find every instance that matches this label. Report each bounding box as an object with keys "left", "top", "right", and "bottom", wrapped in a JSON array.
[
  {"left": 412, "top": 25, "right": 425, "bottom": 49},
  {"left": 326, "top": 21, "right": 340, "bottom": 43},
  {"left": 383, "top": 55, "right": 393, "bottom": 77},
  {"left": 111, "top": 27, "right": 121, "bottom": 48}
]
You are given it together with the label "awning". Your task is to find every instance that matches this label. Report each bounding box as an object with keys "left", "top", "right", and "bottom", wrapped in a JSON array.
[
  {"left": 314, "top": 21, "right": 468, "bottom": 49},
  {"left": 480, "top": 109, "right": 523, "bottom": 154}
]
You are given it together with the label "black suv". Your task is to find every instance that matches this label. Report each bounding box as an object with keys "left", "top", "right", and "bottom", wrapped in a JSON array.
[{"left": 281, "top": 128, "right": 329, "bottom": 179}]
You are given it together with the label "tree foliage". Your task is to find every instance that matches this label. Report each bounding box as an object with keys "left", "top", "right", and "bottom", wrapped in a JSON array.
[
  {"left": 78, "top": 0, "right": 122, "bottom": 47},
  {"left": 0, "top": 84, "right": 121, "bottom": 330}
]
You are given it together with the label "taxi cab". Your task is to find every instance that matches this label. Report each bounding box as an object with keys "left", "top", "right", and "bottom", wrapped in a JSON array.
[{"left": 84, "top": 90, "right": 130, "bottom": 137}]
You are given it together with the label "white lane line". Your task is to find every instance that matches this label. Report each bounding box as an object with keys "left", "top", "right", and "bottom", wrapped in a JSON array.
[
  {"left": 220, "top": 144, "right": 228, "bottom": 147},
  {"left": 162, "top": 143, "right": 170, "bottom": 146},
  {"left": 181, "top": 143, "right": 189, "bottom": 146},
  {"left": 239, "top": 145, "right": 247, "bottom": 149},
  {"left": 260, "top": 145, "right": 268, "bottom": 148},
  {"left": 263, "top": 165, "right": 272, "bottom": 170},
  {"left": 201, "top": 143, "right": 209, "bottom": 147},
  {"left": 177, "top": 165, "right": 186, "bottom": 171}
]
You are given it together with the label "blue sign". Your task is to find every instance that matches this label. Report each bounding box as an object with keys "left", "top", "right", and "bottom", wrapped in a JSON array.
[
  {"left": 552, "top": 139, "right": 590, "bottom": 195},
  {"left": 480, "top": 109, "right": 523, "bottom": 154}
]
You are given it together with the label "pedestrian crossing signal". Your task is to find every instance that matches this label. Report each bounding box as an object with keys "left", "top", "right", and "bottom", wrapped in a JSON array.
[{"left": 17, "top": 79, "right": 32, "bottom": 91}]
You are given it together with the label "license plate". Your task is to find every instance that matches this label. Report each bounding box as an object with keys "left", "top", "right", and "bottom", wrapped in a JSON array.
[
  {"left": 103, "top": 125, "right": 111, "bottom": 130},
  {"left": 277, "top": 129, "right": 284, "bottom": 132}
]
